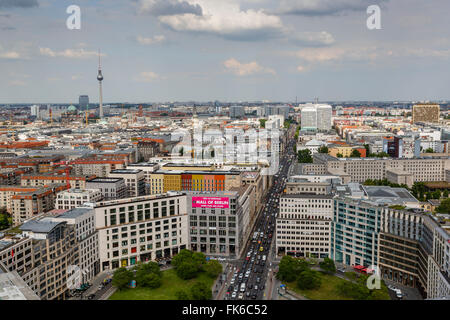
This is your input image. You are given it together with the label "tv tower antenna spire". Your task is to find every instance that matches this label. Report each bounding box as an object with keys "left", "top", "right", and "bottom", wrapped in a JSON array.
[{"left": 97, "top": 49, "right": 104, "bottom": 119}]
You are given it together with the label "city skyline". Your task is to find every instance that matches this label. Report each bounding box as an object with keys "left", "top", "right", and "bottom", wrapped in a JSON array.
[{"left": 1, "top": 0, "right": 450, "bottom": 104}]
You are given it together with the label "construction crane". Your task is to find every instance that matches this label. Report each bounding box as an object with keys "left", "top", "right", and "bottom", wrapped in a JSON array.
[{"left": 54, "top": 160, "right": 73, "bottom": 190}]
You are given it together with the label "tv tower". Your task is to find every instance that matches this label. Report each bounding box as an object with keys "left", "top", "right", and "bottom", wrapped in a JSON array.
[{"left": 97, "top": 50, "right": 104, "bottom": 119}]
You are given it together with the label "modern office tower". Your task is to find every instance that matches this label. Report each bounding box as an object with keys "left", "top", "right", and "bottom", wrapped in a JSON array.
[
  {"left": 301, "top": 105, "right": 317, "bottom": 130},
  {"left": 229, "top": 105, "right": 245, "bottom": 119},
  {"left": 85, "top": 177, "right": 128, "bottom": 201},
  {"left": 79, "top": 95, "right": 89, "bottom": 109},
  {"left": 276, "top": 194, "right": 333, "bottom": 258},
  {"left": 383, "top": 136, "right": 403, "bottom": 158},
  {"left": 55, "top": 188, "right": 103, "bottom": 210},
  {"left": 30, "top": 105, "right": 40, "bottom": 117},
  {"left": 93, "top": 192, "right": 188, "bottom": 271},
  {"left": 51, "top": 207, "right": 100, "bottom": 283},
  {"left": 412, "top": 104, "right": 440, "bottom": 123},
  {"left": 316, "top": 104, "right": 333, "bottom": 131},
  {"left": 186, "top": 186, "right": 255, "bottom": 258},
  {"left": 331, "top": 198, "right": 382, "bottom": 267},
  {"left": 300, "top": 104, "right": 332, "bottom": 131},
  {"left": 108, "top": 169, "right": 146, "bottom": 197}
]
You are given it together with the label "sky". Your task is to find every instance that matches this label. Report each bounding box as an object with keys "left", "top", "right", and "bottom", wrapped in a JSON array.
[{"left": 0, "top": 0, "right": 450, "bottom": 104}]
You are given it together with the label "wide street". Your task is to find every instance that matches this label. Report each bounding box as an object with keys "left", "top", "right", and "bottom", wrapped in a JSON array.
[{"left": 222, "top": 125, "right": 297, "bottom": 301}]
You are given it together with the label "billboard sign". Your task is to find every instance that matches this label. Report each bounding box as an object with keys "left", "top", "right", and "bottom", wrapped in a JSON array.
[{"left": 192, "top": 197, "right": 229, "bottom": 209}]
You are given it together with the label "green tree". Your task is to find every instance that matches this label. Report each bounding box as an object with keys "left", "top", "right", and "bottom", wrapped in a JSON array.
[
  {"left": 318, "top": 146, "right": 329, "bottom": 154},
  {"left": 135, "top": 261, "right": 162, "bottom": 286},
  {"left": 350, "top": 149, "right": 361, "bottom": 158},
  {"left": 112, "top": 267, "right": 133, "bottom": 291},
  {"left": 443, "top": 190, "right": 449, "bottom": 198},
  {"left": 204, "top": 260, "right": 223, "bottom": 278},
  {"left": 436, "top": 198, "right": 450, "bottom": 214},
  {"left": 319, "top": 258, "right": 336, "bottom": 274},
  {"left": 259, "top": 119, "right": 267, "bottom": 128},
  {"left": 176, "top": 261, "right": 198, "bottom": 280},
  {"left": 297, "top": 270, "right": 321, "bottom": 290},
  {"left": 432, "top": 190, "right": 441, "bottom": 199},
  {"left": 175, "top": 290, "right": 190, "bottom": 300},
  {"left": 277, "top": 256, "right": 309, "bottom": 282},
  {"left": 140, "top": 273, "right": 162, "bottom": 289},
  {"left": 336, "top": 153, "right": 343, "bottom": 158},
  {"left": 424, "top": 148, "right": 434, "bottom": 153},
  {"left": 297, "top": 149, "right": 313, "bottom": 163},
  {"left": 192, "top": 252, "right": 207, "bottom": 270},
  {"left": 172, "top": 249, "right": 193, "bottom": 268},
  {"left": 190, "top": 282, "right": 212, "bottom": 300}
]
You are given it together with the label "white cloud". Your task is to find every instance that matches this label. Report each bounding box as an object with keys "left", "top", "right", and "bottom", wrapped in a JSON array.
[
  {"left": 137, "top": 35, "right": 166, "bottom": 45},
  {"left": 9, "top": 80, "right": 26, "bottom": 86},
  {"left": 0, "top": 51, "right": 21, "bottom": 59},
  {"left": 134, "top": 71, "right": 161, "bottom": 82},
  {"left": 158, "top": 0, "right": 284, "bottom": 40},
  {"left": 223, "top": 58, "right": 275, "bottom": 76},
  {"left": 296, "top": 65, "right": 307, "bottom": 72},
  {"left": 278, "top": 0, "right": 388, "bottom": 16},
  {"left": 290, "top": 31, "right": 335, "bottom": 46},
  {"left": 39, "top": 47, "right": 103, "bottom": 59}
]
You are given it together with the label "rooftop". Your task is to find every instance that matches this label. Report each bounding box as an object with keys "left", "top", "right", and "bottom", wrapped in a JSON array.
[{"left": 20, "top": 220, "right": 65, "bottom": 234}]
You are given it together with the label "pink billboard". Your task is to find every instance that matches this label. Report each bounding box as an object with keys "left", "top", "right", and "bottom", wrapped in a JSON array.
[{"left": 192, "top": 197, "right": 229, "bottom": 209}]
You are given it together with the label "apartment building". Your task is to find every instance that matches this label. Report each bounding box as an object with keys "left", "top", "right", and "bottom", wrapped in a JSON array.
[
  {"left": 412, "top": 104, "right": 440, "bottom": 124},
  {"left": 55, "top": 188, "right": 103, "bottom": 210},
  {"left": 85, "top": 177, "right": 127, "bottom": 201},
  {"left": 51, "top": 207, "right": 100, "bottom": 283},
  {"left": 0, "top": 184, "right": 67, "bottom": 225},
  {"left": 127, "top": 162, "right": 160, "bottom": 185},
  {"left": 149, "top": 170, "right": 242, "bottom": 195},
  {"left": 72, "top": 159, "right": 126, "bottom": 177},
  {"left": 276, "top": 194, "right": 333, "bottom": 258},
  {"left": 93, "top": 193, "right": 188, "bottom": 271},
  {"left": 108, "top": 169, "right": 146, "bottom": 197},
  {"left": 0, "top": 262, "right": 40, "bottom": 300},
  {"left": 186, "top": 185, "right": 255, "bottom": 258},
  {"left": 0, "top": 219, "right": 78, "bottom": 300},
  {"left": 378, "top": 208, "right": 423, "bottom": 288},
  {"left": 285, "top": 180, "right": 331, "bottom": 195},
  {"left": 20, "top": 173, "right": 95, "bottom": 190}
]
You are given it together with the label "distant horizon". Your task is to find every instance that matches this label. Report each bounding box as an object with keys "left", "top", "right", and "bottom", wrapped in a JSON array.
[
  {"left": 2, "top": 100, "right": 450, "bottom": 107},
  {"left": 1, "top": 1, "right": 450, "bottom": 103}
]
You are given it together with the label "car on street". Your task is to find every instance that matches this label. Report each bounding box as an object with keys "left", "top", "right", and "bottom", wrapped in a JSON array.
[
  {"left": 238, "top": 293, "right": 244, "bottom": 300},
  {"left": 231, "top": 292, "right": 237, "bottom": 299}
]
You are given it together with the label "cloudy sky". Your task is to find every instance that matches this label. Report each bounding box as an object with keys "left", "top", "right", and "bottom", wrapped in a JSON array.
[{"left": 1, "top": 0, "right": 449, "bottom": 103}]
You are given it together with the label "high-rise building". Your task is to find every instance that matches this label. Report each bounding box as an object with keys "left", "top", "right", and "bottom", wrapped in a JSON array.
[
  {"left": 316, "top": 104, "right": 333, "bottom": 131},
  {"left": 229, "top": 106, "right": 245, "bottom": 119},
  {"left": 301, "top": 104, "right": 332, "bottom": 131},
  {"left": 79, "top": 95, "right": 89, "bottom": 109},
  {"left": 412, "top": 104, "right": 440, "bottom": 123},
  {"left": 30, "top": 105, "right": 40, "bottom": 118},
  {"left": 301, "top": 105, "right": 317, "bottom": 130}
]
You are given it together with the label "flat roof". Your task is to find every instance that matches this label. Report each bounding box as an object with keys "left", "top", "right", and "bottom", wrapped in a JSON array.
[
  {"left": 20, "top": 220, "right": 65, "bottom": 233},
  {"left": 87, "top": 177, "right": 124, "bottom": 183},
  {"left": 281, "top": 194, "right": 333, "bottom": 199},
  {"left": 56, "top": 207, "right": 92, "bottom": 219},
  {"left": 109, "top": 169, "right": 142, "bottom": 174}
]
